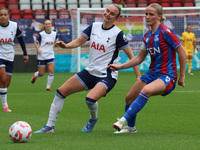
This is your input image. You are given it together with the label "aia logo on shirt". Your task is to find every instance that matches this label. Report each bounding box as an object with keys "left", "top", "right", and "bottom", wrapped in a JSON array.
[
  {"left": 45, "top": 41, "right": 54, "bottom": 45},
  {"left": 91, "top": 41, "right": 105, "bottom": 52},
  {"left": 0, "top": 38, "right": 12, "bottom": 43}
]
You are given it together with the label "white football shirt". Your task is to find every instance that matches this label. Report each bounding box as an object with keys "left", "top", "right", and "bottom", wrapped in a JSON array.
[
  {"left": 36, "top": 30, "right": 57, "bottom": 60},
  {"left": 0, "top": 21, "right": 22, "bottom": 61},
  {"left": 82, "top": 22, "right": 129, "bottom": 79}
]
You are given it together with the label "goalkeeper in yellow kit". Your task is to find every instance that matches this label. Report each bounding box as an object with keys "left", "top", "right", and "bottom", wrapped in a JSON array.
[{"left": 181, "top": 26, "right": 197, "bottom": 75}]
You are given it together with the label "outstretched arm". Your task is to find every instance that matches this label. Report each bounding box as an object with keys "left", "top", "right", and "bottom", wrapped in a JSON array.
[
  {"left": 108, "top": 49, "right": 148, "bottom": 71},
  {"left": 55, "top": 35, "right": 88, "bottom": 49},
  {"left": 123, "top": 47, "right": 141, "bottom": 79},
  {"left": 176, "top": 45, "right": 186, "bottom": 87}
]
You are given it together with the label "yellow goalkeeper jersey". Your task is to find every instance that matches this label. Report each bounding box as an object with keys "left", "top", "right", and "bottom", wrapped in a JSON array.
[{"left": 180, "top": 32, "right": 196, "bottom": 51}]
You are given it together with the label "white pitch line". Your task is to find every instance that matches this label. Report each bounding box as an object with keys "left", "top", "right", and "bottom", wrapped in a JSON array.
[
  {"left": 8, "top": 93, "right": 54, "bottom": 95},
  {"left": 174, "top": 91, "right": 200, "bottom": 93}
]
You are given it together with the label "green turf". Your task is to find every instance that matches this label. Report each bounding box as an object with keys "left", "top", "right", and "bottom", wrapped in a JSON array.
[{"left": 1, "top": 71, "right": 200, "bottom": 150}]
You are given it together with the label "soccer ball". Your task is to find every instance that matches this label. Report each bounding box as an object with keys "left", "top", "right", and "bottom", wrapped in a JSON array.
[{"left": 9, "top": 121, "right": 32, "bottom": 143}]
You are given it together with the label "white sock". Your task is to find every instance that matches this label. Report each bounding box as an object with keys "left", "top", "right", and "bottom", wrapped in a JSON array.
[
  {"left": 46, "top": 90, "right": 65, "bottom": 127},
  {"left": 86, "top": 97, "right": 98, "bottom": 120},
  {"left": 46, "top": 73, "right": 54, "bottom": 88},
  {"left": 127, "top": 126, "right": 136, "bottom": 131},
  {"left": 34, "top": 71, "right": 39, "bottom": 77},
  {"left": 120, "top": 117, "right": 127, "bottom": 124},
  {"left": 0, "top": 88, "right": 8, "bottom": 108}
]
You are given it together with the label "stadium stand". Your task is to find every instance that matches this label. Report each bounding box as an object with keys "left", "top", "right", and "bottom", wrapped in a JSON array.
[
  {"left": 0, "top": 0, "right": 6, "bottom": 3},
  {"left": 32, "top": 0, "right": 43, "bottom": 10},
  {"left": 127, "top": 3, "right": 136, "bottom": 7},
  {"left": 58, "top": 9, "right": 70, "bottom": 18},
  {"left": 113, "top": 0, "right": 120, "bottom": 4},
  {"left": 67, "top": 0, "right": 78, "bottom": 11},
  {"left": 10, "top": 9, "right": 21, "bottom": 18},
  {"left": 172, "top": 2, "right": 182, "bottom": 7},
  {"left": 0, "top": 4, "right": 6, "bottom": 8},
  {"left": 8, "top": 0, "right": 19, "bottom": 10},
  {"left": 49, "top": 9, "right": 57, "bottom": 19},
  {"left": 161, "top": 2, "right": 171, "bottom": 7},
  {"left": 23, "top": 9, "right": 34, "bottom": 18},
  {"left": 19, "top": 0, "right": 31, "bottom": 10},
  {"left": 79, "top": 0, "right": 90, "bottom": 8},
  {"left": 55, "top": 0, "right": 67, "bottom": 10},
  {"left": 91, "top": 0, "right": 101, "bottom": 8},
  {"left": 1, "top": 0, "right": 199, "bottom": 19},
  {"left": 44, "top": 0, "right": 55, "bottom": 10},
  {"left": 35, "top": 9, "right": 46, "bottom": 19}
]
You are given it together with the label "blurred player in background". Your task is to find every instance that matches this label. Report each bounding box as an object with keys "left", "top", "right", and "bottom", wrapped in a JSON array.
[
  {"left": 34, "top": 4, "right": 141, "bottom": 133},
  {"left": 181, "top": 26, "right": 197, "bottom": 75},
  {"left": 0, "top": 8, "right": 29, "bottom": 112},
  {"left": 31, "top": 20, "right": 58, "bottom": 91},
  {"left": 108, "top": 3, "right": 186, "bottom": 133}
]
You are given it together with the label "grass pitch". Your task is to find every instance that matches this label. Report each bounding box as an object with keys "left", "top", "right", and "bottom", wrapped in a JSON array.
[{"left": 1, "top": 71, "right": 200, "bottom": 150}]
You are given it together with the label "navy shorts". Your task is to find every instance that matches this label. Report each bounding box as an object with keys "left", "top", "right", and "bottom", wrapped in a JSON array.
[
  {"left": 0, "top": 59, "right": 14, "bottom": 75},
  {"left": 140, "top": 70, "right": 177, "bottom": 96},
  {"left": 75, "top": 69, "right": 117, "bottom": 93},
  {"left": 37, "top": 58, "right": 55, "bottom": 67}
]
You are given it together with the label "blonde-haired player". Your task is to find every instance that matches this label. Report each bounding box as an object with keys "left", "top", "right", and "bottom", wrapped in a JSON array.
[
  {"left": 181, "top": 26, "right": 197, "bottom": 75},
  {"left": 31, "top": 20, "right": 57, "bottom": 91}
]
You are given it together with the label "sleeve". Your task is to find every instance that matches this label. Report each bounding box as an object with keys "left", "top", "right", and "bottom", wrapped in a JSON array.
[
  {"left": 16, "top": 25, "right": 23, "bottom": 38},
  {"left": 81, "top": 24, "right": 92, "bottom": 40},
  {"left": 17, "top": 37, "right": 28, "bottom": 56},
  {"left": 141, "top": 42, "right": 147, "bottom": 51},
  {"left": 35, "top": 34, "right": 41, "bottom": 44},
  {"left": 15, "top": 25, "right": 27, "bottom": 56},
  {"left": 116, "top": 31, "right": 129, "bottom": 50},
  {"left": 163, "top": 29, "right": 181, "bottom": 50},
  {"left": 180, "top": 32, "right": 184, "bottom": 41}
]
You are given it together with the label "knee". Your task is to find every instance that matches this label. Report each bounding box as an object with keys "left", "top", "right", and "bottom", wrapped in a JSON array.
[
  {"left": 125, "top": 93, "right": 135, "bottom": 105},
  {"left": 141, "top": 86, "right": 151, "bottom": 97},
  {"left": 38, "top": 72, "right": 44, "bottom": 76},
  {"left": 0, "top": 78, "right": 7, "bottom": 87}
]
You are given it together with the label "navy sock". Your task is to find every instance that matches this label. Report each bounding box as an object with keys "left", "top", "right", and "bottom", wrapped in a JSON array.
[{"left": 124, "top": 92, "right": 149, "bottom": 121}]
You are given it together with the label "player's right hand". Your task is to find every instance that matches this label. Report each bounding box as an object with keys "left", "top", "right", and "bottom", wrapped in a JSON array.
[
  {"left": 55, "top": 41, "right": 66, "bottom": 48},
  {"left": 107, "top": 64, "right": 121, "bottom": 71}
]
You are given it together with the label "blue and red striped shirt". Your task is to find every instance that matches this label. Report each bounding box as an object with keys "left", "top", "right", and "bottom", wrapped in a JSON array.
[{"left": 142, "top": 24, "right": 181, "bottom": 79}]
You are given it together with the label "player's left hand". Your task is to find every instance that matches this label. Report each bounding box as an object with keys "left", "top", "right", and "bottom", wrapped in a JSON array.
[{"left": 23, "top": 55, "right": 29, "bottom": 63}]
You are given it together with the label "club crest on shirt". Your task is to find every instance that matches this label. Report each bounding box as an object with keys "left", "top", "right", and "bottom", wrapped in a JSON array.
[
  {"left": 123, "top": 34, "right": 127, "bottom": 42},
  {"left": 154, "top": 35, "right": 159, "bottom": 41},
  {"left": 107, "top": 37, "right": 110, "bottom": 43}
]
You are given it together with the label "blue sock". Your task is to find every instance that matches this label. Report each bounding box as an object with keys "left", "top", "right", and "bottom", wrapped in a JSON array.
[
  {"left": 125, "top": 103, "right": 137, "bottom": 127},
  {"left": 124, "top": 92, "right": 149, "bottom": 121}
]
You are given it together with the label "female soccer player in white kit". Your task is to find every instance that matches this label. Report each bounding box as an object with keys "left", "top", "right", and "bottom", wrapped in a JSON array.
[
  {"left": 34, "top": 4, "right": 141, "bottom": 133},
  {"left": 31, "top": 20, "right": 57, "bottom": 91},
  {"left": 0, "top": 8, "right": 29, "bottom": 112}
]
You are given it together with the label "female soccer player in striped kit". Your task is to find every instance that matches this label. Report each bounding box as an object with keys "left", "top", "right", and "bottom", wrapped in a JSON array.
[
  {"left": 34, "top": 4, "right": 141, "bottom": 133},
  {"left": 31, "top": 20, "right": 57, "bottom": 91},
  {"left": 0, "top": 8, "right": 29, "bottom": 112},
  {"left": 108, "top": 3, "right": 186, "bottom": 133}
]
